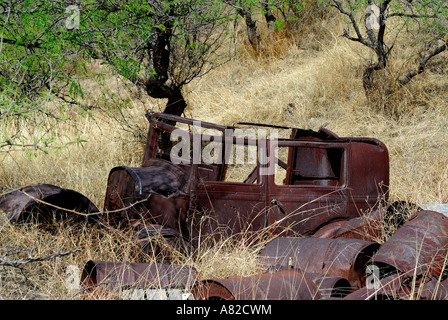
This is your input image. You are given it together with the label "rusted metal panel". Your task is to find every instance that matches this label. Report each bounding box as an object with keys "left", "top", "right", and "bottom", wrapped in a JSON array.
[
  {"left": 138, "top": 112, "right": 390, "bottom": 240},
  {"left": 312, "top": 209, "right": 384, "bottom": 241},
  {"left": 347, "top": 140, "right": 389, "bottom": 216},
  {"left": 189, "top": 178, "right": 268, "bottom": 244},
  {"left": 191, "top": 269, "right": 321, "bottom": 300},
  {"left": 259, "top": 237, "right": 380, "bottom": 288},
  {"left": 368, "top": 210, "right": 448, "bottom": 278},
  {"left": 0, "top": 184, "right": 100, "bottom": 226},
  {"left": 80, "top": 260, "right": 198, "bottom": 295}
]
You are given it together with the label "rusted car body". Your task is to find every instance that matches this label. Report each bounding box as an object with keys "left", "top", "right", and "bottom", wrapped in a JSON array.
[{"left": 103, "top": 112, "right": 389, "bottom": 243}]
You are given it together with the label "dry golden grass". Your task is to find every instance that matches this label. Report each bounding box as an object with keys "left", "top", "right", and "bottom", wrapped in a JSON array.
[{"left": 1, "top": 13, "right": 448, "bottom": 300}]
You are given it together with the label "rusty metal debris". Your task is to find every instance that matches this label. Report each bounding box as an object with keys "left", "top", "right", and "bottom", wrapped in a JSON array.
[
  {"left": 367, "top": 210, "right": 448, "bottom": 279},
  {"left": 191, "top": 269, "right": 320, "bottom": 300},
  {"left": 0, "top": 184, "right": 100, "bottom": 226},
  {"left": 343, "top": 271, "right": 448, "bottom": 300},
  {"left": 312, "top": 209, "right": 383, "bottom": 241},
  {"left": 2, "top": 113, "right": 448, "bottom": 300},
  {"left": 258, "top": 237, "right": 380, "bottom": 288},
  {"left": 80, "top": 260, "right": 198, "bottom": 299},
  {"left": 117, "top": 112, "right": 390, "bottom": 242},
  {"left": 312, "top": 201, "right": 420, "bottom": 241}
]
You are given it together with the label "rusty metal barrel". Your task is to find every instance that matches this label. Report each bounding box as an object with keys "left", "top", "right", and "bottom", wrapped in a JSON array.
[
  {"left": 367, "top": 210, "right": 448, "bottom": 279},
  {"left": 80, "top": 260, "right": 198, "bottom": 298},
  {"left": 305, "top": 273, "right": 353, "bottom": 299},
  {"left": 312, "top": 209, "right": 384, "bottom": 241},
  {"left": 343, "top": 273, "right": 407, "bottom": 300},
  {"left": 191, "top": 269, "right": 321, "bottom": 300},
  {"left": 259, "top": 237, "right": 380, "bottom": 288},
  {"left": 343, "top": 273, "right": 448, "bottom": 300},
  {"left": 313, "top": 201, "right": 421, "bottom": 241}
]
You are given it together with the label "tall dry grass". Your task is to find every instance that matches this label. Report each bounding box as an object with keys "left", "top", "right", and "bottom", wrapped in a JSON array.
[{"left": 1, "top": 11, "right": 448, "bottom": 299}]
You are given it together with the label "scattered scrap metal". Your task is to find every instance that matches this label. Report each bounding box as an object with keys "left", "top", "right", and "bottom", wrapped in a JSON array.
[{"left": 1, "top": 112, "right": 448, "bottom": 300}]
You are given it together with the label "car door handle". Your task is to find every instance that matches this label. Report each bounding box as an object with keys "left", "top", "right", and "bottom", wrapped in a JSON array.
[{"left": 271, "top": 199, "right": 286, "bottom": 215}]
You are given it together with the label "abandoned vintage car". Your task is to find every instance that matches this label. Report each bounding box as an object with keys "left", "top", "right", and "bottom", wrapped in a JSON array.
[{"left": 102, "top": 112, "right": 389, "bottom": 243}]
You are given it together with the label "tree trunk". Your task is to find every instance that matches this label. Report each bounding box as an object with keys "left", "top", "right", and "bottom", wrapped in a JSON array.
[
  {"left": 238, "top": 8, "right": 261, "bottom": 52},
  {"left": 363, "top": 63, "right": 394, "bottom": 112},
  {"left": 164, "top": 86, "right": 187, "bottom": 117}
]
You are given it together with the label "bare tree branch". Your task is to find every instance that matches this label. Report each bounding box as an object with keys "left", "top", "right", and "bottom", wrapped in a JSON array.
[{"left": 399, "top": 42, "right": 447, "bottom": 85}]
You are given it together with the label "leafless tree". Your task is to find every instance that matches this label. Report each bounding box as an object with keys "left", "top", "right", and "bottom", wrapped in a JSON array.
[{"left": 332, "top": 0, "right": 448, "bottom": 101}]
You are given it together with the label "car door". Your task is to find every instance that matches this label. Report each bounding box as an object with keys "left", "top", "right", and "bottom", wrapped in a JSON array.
[
  {"left": 266, "top": 140, "right": 350, "bottom": 236},
  {"left": 188, "top": 140, "right": 268, "bottom": 243}
]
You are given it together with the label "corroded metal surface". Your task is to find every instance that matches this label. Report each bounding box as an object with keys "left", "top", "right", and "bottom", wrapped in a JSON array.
[
  {"left": 305, "top": 273, "right": 354, "bottom": 299},
  {"left": 343, "top": 272, "right": 448, "bottom": 300},
  {"left": 258, "top": 237, "right": 380, "bottom": 288},
  {"left": 312, "top": 209, "right": 384, "bottom": 241},
  {"left": 80, "top": 260, "right": 198, "bottom": 294},
  {"left": 191, "top": 269, "right": 320, "bottom": 300},
  {"left": 0, "top": 184, "right": 100, "bottom": 225},
  {"left": 313, "top": 201, "right": 421, "bottom": 241},
  {"left": 139, "top": 112, "right": 390, "bottom": 240},
  {"left": 343, "top": 273, "right": 408, "bottom": 300},
  {"left": 368, "top": 210, "right": 448, "bottom": 278}
]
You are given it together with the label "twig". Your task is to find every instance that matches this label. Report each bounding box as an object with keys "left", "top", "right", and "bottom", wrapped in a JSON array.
[{"left": 0, "top": 246, "right": 81, "bottom": 268}]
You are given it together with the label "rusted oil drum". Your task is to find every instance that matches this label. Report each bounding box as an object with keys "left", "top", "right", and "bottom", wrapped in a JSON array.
[
  {"left": 264, "top": 265, "right": 354, "bottom": 299},
  {"left": 344, "top": 273, "right": 448, "bottom": 300},
  {"left": 259, "top": 237, "right": 380, "bottom": 288},
  {"left": 103, "top": 159, "right": 189, "bottom": 233},
  {"left": 305, "top": 273, "right": 353, "bottom": 299},
  {"left": 368, "top": 210, "right": 448, "bottom": 278},
  {"left": 191, "top": 269, "right": 321, "bottom": 300},
  {"left": 0, "top": 184, "right": 100, "bottom": 227},
  {"left": 418, "top": 277, "right": 448, "bottom": 300},
  {"left": 313, "top": 201, "right": 421, "bottom": 241},
  {"left": 80, "top": 260, "right": 198, "bottom": 295},
  {"left": 313, "top": 209, "right": 384, "bottom": 241},
  {"left": 343, "top": 273, "right": 408, "bottom": 300}
]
